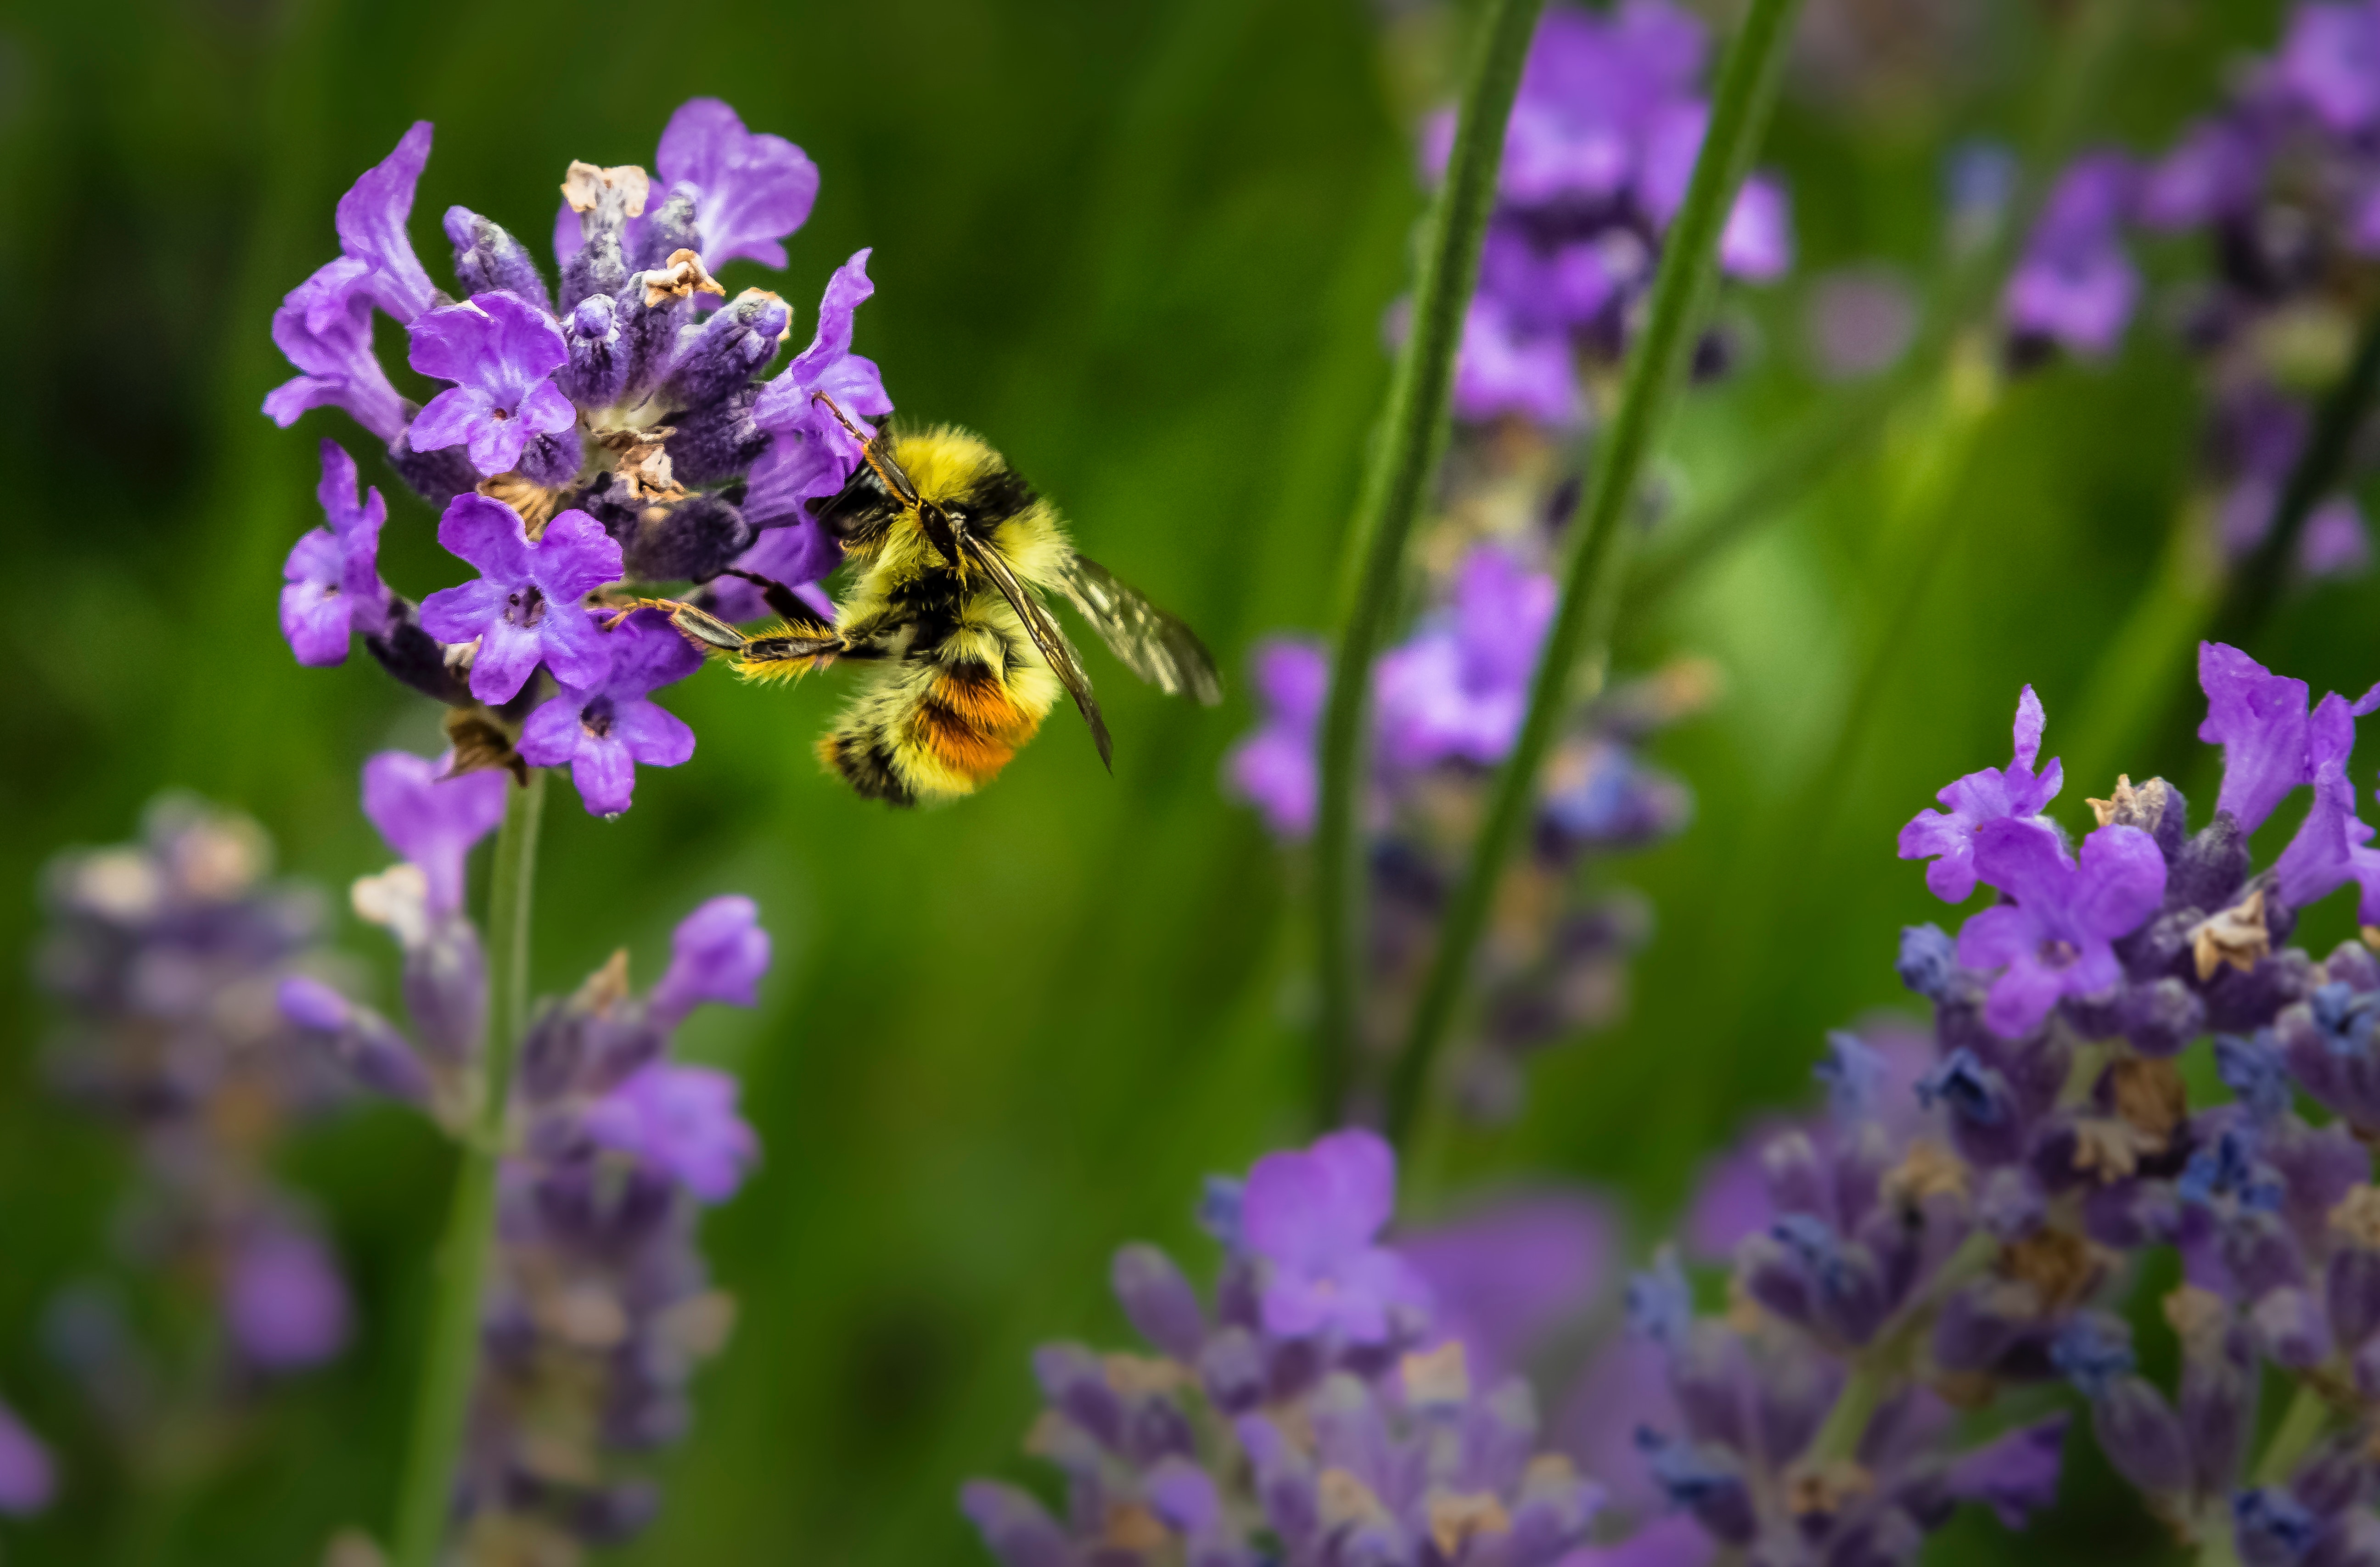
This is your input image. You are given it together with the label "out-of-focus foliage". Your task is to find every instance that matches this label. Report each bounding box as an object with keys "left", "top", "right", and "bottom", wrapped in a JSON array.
[{"left": 0, "top": 0, "right": 2359, "bottom": 1562}]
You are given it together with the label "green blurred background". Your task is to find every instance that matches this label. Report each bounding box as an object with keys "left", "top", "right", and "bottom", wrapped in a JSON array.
[{"left": 1, "top": 0, "right": 2364, "bottom": 1560}]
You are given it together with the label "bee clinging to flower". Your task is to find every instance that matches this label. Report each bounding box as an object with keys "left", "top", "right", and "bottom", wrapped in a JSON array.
[{"left": 633, "top": 394, "right": 1222, "bottom": 806}]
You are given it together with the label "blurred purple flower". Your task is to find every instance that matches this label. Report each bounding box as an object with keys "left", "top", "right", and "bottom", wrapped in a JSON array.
[
  {"left": 1451, "top": 294, "right": 1581, "bottom": 425},
  {"left": 1240, "top": 1128, "right": 1430, "bottom": 1343},
  {"left": 1224, "top": 639, "right": 1330, "bottom": 838},
  {"left": 2004, "top": 151, "right": 2139, "bottom": 356},
  {"left": 226, "top": 1224, "right": 352, "bottom": 1370},
  {"left": 360, "top": 751, "right": 510, "bottom": 919},
  {"left": 1897, "top": 684, "right": 2065, "bottom": 902},
  {"left": 1375, "top": 545, "right": 1557, "bottom": 770},
  {"left": 583, "top": 1062, "right": 760, "bottom": 1202},
  {"left": 517, "top": 609, "right": 702, "bottom": 818},
  {"left": 2280, "top": 0, "right": 2380, "bottom": 133},
  {"left": 2138, "top": 118, "right": 2263, "bottom": 230},
  {"left": 405, "top": 292, "right": 578, "bottom": 478},
  {"left": 1804, "top": 266, "right": 1917, "bottom": 380},
  {"left": 2300, "top": 496, "right": 2373, "bottom": 580},
  {"left": 744, "top": 249, "right": 893, "bottom": 528},
  {"left": 0, "top": 1398, "right": 54, "bottom": 1516},
  {"left": 1399, "top": 1191, "right": 1614, "bottom": 1381},
  {"left": 418, "top": 498, "right": 623, "bottom": 704},
  {"left": 1943, "top": 1415, "right": 2070, "bottom": 1528},
  {"left": 1955, "top": 818, "right": 2166, "bottom": 1037},
  {"left": 651, "top": 895, "right": 772, "bottom": 1029},
  {"left": 1719, "top": 174, "right": 1792, "bottom": 281},
  {"left": 280, "top": 440, "right": 393, "bottom": 666}
]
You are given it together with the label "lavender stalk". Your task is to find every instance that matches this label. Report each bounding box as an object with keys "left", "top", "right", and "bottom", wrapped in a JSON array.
[
  {"left": 391, "top": 768, "right": 544, "bottom": 1567},
  {"left": 1313, "top": 0, "right": 1549, "bottom": 1124},
  {"left": 1386, "top": 0, "right": 1803, "bottom": 1147}
]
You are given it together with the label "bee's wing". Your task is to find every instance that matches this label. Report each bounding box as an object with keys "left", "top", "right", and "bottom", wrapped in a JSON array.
[
  {"left": 1053, "top": 555, "right": 1224, "bottom": 706},
  {"left": 958, "top": 533, "right": 1114, "bottom": 771}
]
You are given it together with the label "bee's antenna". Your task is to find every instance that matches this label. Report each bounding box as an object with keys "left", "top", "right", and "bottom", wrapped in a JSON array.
[{"left": 813, "top": 391, "right": 920, "bottom": 508}]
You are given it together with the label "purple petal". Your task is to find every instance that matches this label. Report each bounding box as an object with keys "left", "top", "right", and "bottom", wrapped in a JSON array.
[
  {"left": 515, "top": 691, "right": 587, "bottom": 769},
  {"left": 537, "top": 603, "right": 617, "bottom": 693},
  {"left": 407, "top": 385, "right": 498, "bottom": 460},
  {"left": 1399, "top": 1191, "right": 1613, "bottom": 1381},
  {"left": 1944, "top": 1413, "right": 2069, "bottom": 1528},
  {"left": 786, "top": 250, "right": 882, "bottom": 396},
  {"left": 1450, "top": 294, "right": 1579, "bottom": 425},
  {"left": 279, "top": 573, "right": 354, "bottom": 666},
  {"left": 433, "top": 492, "right": 533, "bottom": 584},
  {"left": 464, "top": 405, "right": 531, "bottom": 477},
  {"left": 584, "top": 1062, "right": 760, "bottom": 1201},
  {"left": 599, "top": 607, "right": 706, "bottom": 697},
  {"left": 1244, "top": 1129, "right": 1398, "bottom": 1272},
  {"left": 2071, "top": 825, "right": 2167, "bottom": 942},
  {"left": 530, "top": 510, "right": 628, "bottom": 603},
  {"left": 517, "top": 378, "right": 578, "bottom": 438},
  {"left": 2012, "top": 684, "right": 2046, "bottom": 769},
  {"left": 2281, "top": 1, "right": 2380, "bottom": 132},
  {"left": 568, "top": 733, "right": 638, "bottom": 816},
  {"left": 416, "top": 575, "right": 511, "bottom": 646},
  {"left": 1955, "top": 903, "right": 2038, "bottom": 972},
  {"left": 655, "top": 98, "right": 820, "bottom": 269},
  {"left": 1969, "top": 816, "right": 2076, "bottom": 910},
  {"left": 1224, "top": 730, "right": 1318, "bottom": 839},
  {"left": 651, "top": 895, "right": 771, "bottom": 1025},
  {"left": 612, "top": 698, "right": 696, "bottom": 768},
  {"left": 226, "top": 1225, "right": 351, "bottom": 1370},
  {"left": 361, "top": 750, "right": 508, "bottom": 915},
  {"left": 1719, "top": 174, "right": 1792, "bottom": 281},
  {"left": 335, "top": 121, "right": 438, "bottom": 322},
  {"left": 266, "top": 260, "right": 410, "bottom": 439},
  {"left": 1984, "top": 955, "right": 2069, "bottom": 1038},
  {"left": 468, "top": 617, "right": 548, "bottom": 705},
  {"left": 2199, "top": 641, "right": 2313, "bottom": 834}
]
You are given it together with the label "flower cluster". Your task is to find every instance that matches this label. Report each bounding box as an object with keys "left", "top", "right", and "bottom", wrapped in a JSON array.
[
  {"left": 1226, "top": 536, "right": 1707, "bottom": 1121},
  {"left": 1543, "top": 640, "right": 2380, "bottom": 1564},
  {"left": 281, "top": 753, "right": 768, "bottom": 1558},
  {"left": 266, "top": 99, "right": 892, "bottom": 816},
  {"left": 1430, "top": 0, "right": 1793, "bottom": 426},
  {"left": 2003, "top": 0, "right": 2380, "bottom": 577},
  {"left": 35, "top": 798, "right": 355, "bottom": 1387},
  {"left": 961, "top": 1129, "right": 1609, "bottom": 1567}
]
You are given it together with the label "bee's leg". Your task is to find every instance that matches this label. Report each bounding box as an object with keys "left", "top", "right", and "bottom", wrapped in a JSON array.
[
  {"left": 714, "top": 567, "right": 819, "bottom": 625},
  {"left": 612, "top": 597, "right": 753, "bottom": 654}
]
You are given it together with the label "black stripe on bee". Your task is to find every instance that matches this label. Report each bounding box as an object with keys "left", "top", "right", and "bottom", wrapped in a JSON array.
[{"left": 962, "top": 466, "right": 1036, "bottom": 526}]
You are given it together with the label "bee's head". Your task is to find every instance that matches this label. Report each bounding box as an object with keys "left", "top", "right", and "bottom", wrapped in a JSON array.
[{"left": 809, "top": 426, "right": 1036, "bottom": 544}]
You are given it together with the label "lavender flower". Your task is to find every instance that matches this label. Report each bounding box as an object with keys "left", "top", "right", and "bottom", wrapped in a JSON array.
[
  {"left": 405, "top": 292, "right": 579, "bottom": 479},
  {"left": 2003, "top": 151, "right": 2139, "bottom": 357},
  {"left": 285, "top": 764, "right": 771, "bottom": 1554},
  {"left": 963, "top": 1129, "right": 1605, "bottom": 1567},
  {"left": 418, "top": 497, "right": 623, "bottom": 705},
  {"left": 1222, "top": 639, "right": 1329, "bottom": 838},
  {"left": 36, "top": 798, "right": 353, "bottom": 1380},
  {"left": 1955, "top": 818, "right": 2167, "bottom": 1037},
  {"left": 516, "top": 608, "right": 701, "bottom": 817},
  {"left": 264, "top": 97, "right": 891, "bottom": 816},
  {"left": 360, "top": 749, "right": 508, "bottom": 919},
  {"left": 1241, "top": 1129, "right": 1431, "bottom": 1343},
  {"left": 1897, "top": 684, "right": 2064, "bottom": 902}
]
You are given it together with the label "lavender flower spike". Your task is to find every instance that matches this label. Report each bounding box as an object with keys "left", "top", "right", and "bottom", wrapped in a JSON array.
[
  {"left": 360, "top": 750, "right": 509, "bottom": 918},
  {"left": 1955, "top": 817, "right": 2166, "bottom": 1037},
  {"left": 418, "top": 496, "right": 623, "bottom": 704},
  {"left": 1239, "top": 1127, "right": 1430, "bottom": 1343},
  {"left": 280, "top": 440, "right": 393, "bottom": 666},
  {"left": 650, "top": 895, "right": 772, "bottom": 1028},
  {"left": 1898, "top": 684, "right": 2064, "bottom": 902},
  {"left": 656, "top": 97, "right": 821, "bottom": 270},
  {"left": 517, "top": 608, "right": 701, "bottom": 817},
  {"left": 405, "top": 292, "right": 578, "bottom": 478},
  {"left": 582, "top": 1062, "right": 761, "bottom": 1202}
]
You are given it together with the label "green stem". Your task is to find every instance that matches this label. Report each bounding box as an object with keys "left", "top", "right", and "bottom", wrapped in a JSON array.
[
  {"left": 1381, "top": 0, "right": 1805, "bottom": 1149},
  {"left": 2252, "top": 1380, "right": 2332, "bottom": 1488},
  {"left": 1312, "top": 0, "right": 1548, "bottom": 1129},
  {"left": 389, "top": 768, "right": 546, "bottom": 1567}
]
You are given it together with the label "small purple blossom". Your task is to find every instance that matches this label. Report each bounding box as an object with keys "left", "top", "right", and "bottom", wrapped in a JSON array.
[
  {"left": 1238, "top": 1127, "right": 1430, "bottom": 1343},
  {"left": 582, "top": 1062, "right": 760, "bottom": 1203},
  {"left": 1719, "top": 174, "right": 1793, "bottom": 281},
  {"left": 1451, "top": 294, "right": 1581, "bottom": 425},
  {"left": 517, "top": 609, "right": 700, "bottom": 818},
  {"left": 225, "top": 1224, "right": 352, "bottom": 1370},
  {"left": 2198, "top": 642, "right": 2380, "bottom": 837},
  {"left": 418, "top": 497, "right": 623, "bottom": 704},
  {"left": 334, "top": 120, "right": 440, "bottom": 324},
  {"left": 1954, "top": 818, "right": 2167, "bottom": 1037},
  {"left": 263, "top": 259, "right": 410, "bottom": 438},
  {"left": 650, "top": 895, "right": 772, "bottom": 1029},
  {"left": 1224, "top": 639, "right": 1329, "bottom": 838},
  {"left": 405, "top": 292, "right": 578, "bottom": 478},
  {"left": 0, "top": 1398, "right": 53, "bottom": 1516},
  {"left": 744, "top": 249, "right": 893, "bottom": 528},
  {"left": 1897, "top": 684, "right": 2065, "bottom": 902},
  {"left": 359, "top": 750, "right": 509, "bottom": 919},
  {"left": 280, "top": 440, "right": 393, "bottom": 666},
  {"left": 2004, "top": 151, "right": 2139, "bottom": 356},
  {"left": 1373, "top": 544, "right": 1557, "bottom": 770},
  {"left": 2280, "top": 0, "right": 2380, "bottom": 133},
  {"left": 654, "top": 97, "right": 821, "bottom": 270},
  {"left": 2138, "top": 118, "right": 2263, "bottom": 230},
  {"left": 2300, "top": 496, "right": 2373, "bottom": 580}
]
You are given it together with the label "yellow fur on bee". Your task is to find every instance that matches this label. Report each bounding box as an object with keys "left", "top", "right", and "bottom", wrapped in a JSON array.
[{"left": 730, "top": 653, "right": 825, "bottom": 685}]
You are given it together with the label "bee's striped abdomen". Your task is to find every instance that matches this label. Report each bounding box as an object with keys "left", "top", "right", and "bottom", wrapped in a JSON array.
[{"left": 904, "top": 663, "right": 1045, "bottom": 787}]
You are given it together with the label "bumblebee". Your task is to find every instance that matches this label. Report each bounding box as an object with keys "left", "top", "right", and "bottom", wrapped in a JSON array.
[{"left": 639, "top": 395, "right": 1222, "bottom": 805}]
